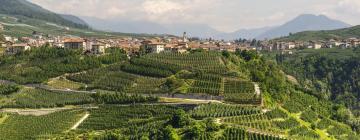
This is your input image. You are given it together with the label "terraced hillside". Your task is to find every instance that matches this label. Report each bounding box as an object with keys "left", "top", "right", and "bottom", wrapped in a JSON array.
[
  {"left": 67, "top": 52, "right": 259, "bottom": 105},
  {"left": 0, "top": 47, "right": 359, "bottom": 139}
]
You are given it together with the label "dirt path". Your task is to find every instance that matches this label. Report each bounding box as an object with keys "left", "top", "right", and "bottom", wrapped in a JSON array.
[
  {"left": 160, "top": 97, "right": 223, "bottom": 104},
  {"left": 214, "top": 118, "right": 222, "bottom": 124},
  {"left": 0, "top": 107, "right": 72, "bottom": 116},
  {"left": 254, "top": 83, "right": 261, "bottom": 96},
  {"left": 71, "top": 113, "right": 89, "bottom": 130}
]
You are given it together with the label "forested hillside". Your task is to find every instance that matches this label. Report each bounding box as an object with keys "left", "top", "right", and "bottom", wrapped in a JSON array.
[
  {"left": 271, "top": 48, "right": 360, "bottom": 133},
  {"left": 276, "top": 25, "right": 360, "bottom": 41},
  {"left": 0, "top": 0, "right": 88, "bottom": 29}
]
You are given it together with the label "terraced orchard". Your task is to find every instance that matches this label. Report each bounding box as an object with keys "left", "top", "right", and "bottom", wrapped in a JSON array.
[
  {"left": 190, "top": 103, "right": 261, "bottom": 119},
  {"left": 78, "top": 105, "right": 180, "bottom": 130},
  {"left": 0, "top": 110, "right": 85, "bottom": 140},
  {"left": 65, "top": 52, "right": 261, "bottom": 105},
  {"left": 189, "top": 74, "right": 223, "bottom": 96},
  {"left": 224, "top": 79, "right": 260, "bottom": 104},
  {"left": 189, "top": 103, "right": 346, "bottom": 139},
  {"left": 143, "top": 52, "right": 228, "bottom": 74}
]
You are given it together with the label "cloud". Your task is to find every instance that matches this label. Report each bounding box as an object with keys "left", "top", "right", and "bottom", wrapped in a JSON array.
[
  {"left": 336, "top": 0, "right": 360, "bottom": 15},
  {"left": 28, "top": 0, "right": 360, "bottom": 32},
  {"left": 142, "top": 0, "right": 184, "bottom": 15}
]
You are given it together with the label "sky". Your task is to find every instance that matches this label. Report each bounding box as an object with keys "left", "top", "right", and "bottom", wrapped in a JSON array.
[{"left": 29, "top": 0, "right": 360, "bottom": 32}]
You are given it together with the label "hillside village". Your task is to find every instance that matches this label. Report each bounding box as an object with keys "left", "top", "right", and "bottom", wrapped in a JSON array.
[
  {"left": 2, "top": 0, "right": 360, "bottom": 139},
  {"left": 2, "top": 22, "right": 360, "bottom": 56}
]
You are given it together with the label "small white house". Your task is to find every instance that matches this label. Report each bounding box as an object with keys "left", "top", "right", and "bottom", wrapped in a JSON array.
[
  {"left": 308, "top": 42, "right": 322, "bottom": 49},
  {"left": 314, "top": 44, "right": 322, "bottom": 49},
  {"left": 286, "top": 42, "right": 296, "bottom": 49},
  {"left": 92, "top": 43, "right": 106, "bottom": 54},
  {"left": 4, "top": 36, "right": 12, "bottom": 42}
]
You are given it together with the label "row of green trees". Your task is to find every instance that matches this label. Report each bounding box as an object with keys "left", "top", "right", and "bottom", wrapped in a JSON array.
[
  {"left": 0, "top": 84, "right": 19, "bottom": 95},
  {"left": 0, "top": 46, "right": 126, "bottom": 84}
]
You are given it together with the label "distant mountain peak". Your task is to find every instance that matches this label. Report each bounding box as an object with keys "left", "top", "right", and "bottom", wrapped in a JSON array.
[{"left": 256, "top": 14, "right": 351, "bottom": 40}]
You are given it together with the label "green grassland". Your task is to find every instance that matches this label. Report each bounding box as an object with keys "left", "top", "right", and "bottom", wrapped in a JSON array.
[{"left": 46, "top": 77, "right": 85, "bottom": 90}]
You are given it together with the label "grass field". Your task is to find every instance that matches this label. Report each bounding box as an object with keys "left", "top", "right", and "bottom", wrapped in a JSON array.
[{"left": 46, "top": 77, "right": 85, "bottom": 90}]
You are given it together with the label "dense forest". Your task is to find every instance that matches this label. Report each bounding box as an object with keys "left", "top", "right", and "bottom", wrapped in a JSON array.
[
  {"left": 269, "top": 48, "right": 360, "bottom": 135},
  {"left": 276, "top": 49, "right": 360, "bottom": 113}
]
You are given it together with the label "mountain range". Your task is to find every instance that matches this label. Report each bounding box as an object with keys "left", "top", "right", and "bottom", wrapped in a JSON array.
[
  {"left": 0, "top": 0, "right": 88, "bottom": 29},
  {"left": 0, "top": 0, "right": 143, "bottom": 38},
  {"left": 0, "top": 0, "right": 354, "bottom": 40},
  {"left": 82, "top": 14, "right": 351, "bottom": 40}
]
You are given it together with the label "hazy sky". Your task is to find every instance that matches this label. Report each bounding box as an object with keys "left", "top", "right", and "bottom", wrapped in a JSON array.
[{"left": 29, "top": 0, "right": 360, "bottom": 32}]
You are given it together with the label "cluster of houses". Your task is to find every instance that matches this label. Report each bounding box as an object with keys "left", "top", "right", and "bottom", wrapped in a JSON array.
[
  {"left": 0, "top": 33, "right": 111, "bottom": 55},
  {"left": 262, "top": 38, "right": 360, "bottom": 52},
  {"left": 2, "top": 28, "right": 360, "bottom": 56},
  {"left": 0, "top": 32, "right": 252, "bottom": 55}
]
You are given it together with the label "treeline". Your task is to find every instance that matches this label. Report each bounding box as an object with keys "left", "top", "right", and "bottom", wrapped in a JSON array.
[
  {"left": 91, "top": 92, "right": 159, "bottom": 104},
  {"left": 121, "top": 63, "right": 173, "bottom": 78},
  {"left": 119, "top": 57, "right": 182, "bottom": 78},
  {"left": 229, "top": 49, "right": 290, "bottom": 102},
  {"left": 280, "top": 54, "right": 360, "bottom": 113},
  {"left": 0, "top": 84, "right": 19, "bottom": 95}
]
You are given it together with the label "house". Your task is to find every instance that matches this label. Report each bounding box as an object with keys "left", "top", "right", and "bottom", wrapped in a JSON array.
[
  {"left": 339, "top": 43, "right": 351, "bottom": 49},
  {"left": 6, "top": 43, "right": 31, "bottom": 54},
  {"left": 140, "top": 40, "right": 165, "bottom": 53},
  {"left": 63, "top": 38, "right": 85, "bottom": 50},
  {"left": 308, "top": 42, "right": 322, "bottom": 49},
  {"left": 314, "top": 43, "right": 322, "bottom": 49},
  {"left": 349, "top": 38, "right": 360, "bottom": 47},
  {"left": 1, "top": 41, "right": 12, "bottom": 47},
  {"left": 286, "top": 42, "right": 296, "bottom": 49},
  {"left": 172, "top": 47, "right": 188, "bottom": 54},
  {"left": 91, "top": 43, "right": 106, "bottom": 54},
  {"left": 4, "top": 36, "right": 12, "bottom": 42}
]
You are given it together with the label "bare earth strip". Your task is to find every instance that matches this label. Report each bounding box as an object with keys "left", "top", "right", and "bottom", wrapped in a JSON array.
[
  {"left": 71, "top": 113, "right": 89, "bottom": 130},
  {"left": 253, "top": 83, "right": 261, "bottom": 96},
  {"left": 0, "top": 107, "right": 72, "bottom": 116}
]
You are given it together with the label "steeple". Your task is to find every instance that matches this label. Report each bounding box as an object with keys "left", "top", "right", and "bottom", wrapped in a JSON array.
[{"left": 183, "top": 32, "right": 188, "bottom": 43}]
